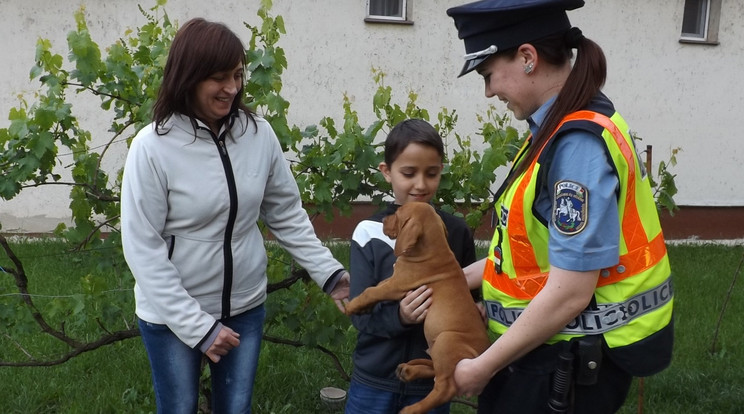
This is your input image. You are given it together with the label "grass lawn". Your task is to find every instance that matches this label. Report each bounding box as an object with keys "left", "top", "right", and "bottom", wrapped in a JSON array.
[{"left": 1, "top": 240, "right": 742, "bottom": 413}]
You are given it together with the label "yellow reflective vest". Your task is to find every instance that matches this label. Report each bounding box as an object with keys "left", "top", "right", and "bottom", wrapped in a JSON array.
[{"left": 483, "top": 102, "right": 673, "bottom": 376}]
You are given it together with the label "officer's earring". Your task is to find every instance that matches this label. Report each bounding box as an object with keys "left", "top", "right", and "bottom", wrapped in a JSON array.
[{"left": 524, "top": 62, "right": 534, "bottom": 74}]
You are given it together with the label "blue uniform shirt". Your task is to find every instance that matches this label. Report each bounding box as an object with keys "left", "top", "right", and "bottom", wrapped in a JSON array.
[{"left": 528, "top": 97, "right": 620, "bottom": 272}]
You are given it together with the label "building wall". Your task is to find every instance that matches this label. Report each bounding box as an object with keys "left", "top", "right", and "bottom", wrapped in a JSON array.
[{"left": 1, "top": 0, "right": 742, "bottom": 236}]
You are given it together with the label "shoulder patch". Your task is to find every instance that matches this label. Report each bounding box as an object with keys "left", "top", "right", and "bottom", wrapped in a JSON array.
[{"left": 553, "top": 180, "right": 588, "bottom": 235}]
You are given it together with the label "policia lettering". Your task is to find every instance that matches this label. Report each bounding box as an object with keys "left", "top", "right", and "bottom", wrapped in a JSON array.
[{"left": 486, "top": 276, "right": 672, "bottom": 335}]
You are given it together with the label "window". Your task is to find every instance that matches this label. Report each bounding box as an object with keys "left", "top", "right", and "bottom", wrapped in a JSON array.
[
  {"left": 366, "top": 0, "right": 411, "bottom": 24},
  {"left": 680, "top": 0, "right": 721, "bottom": 44}
]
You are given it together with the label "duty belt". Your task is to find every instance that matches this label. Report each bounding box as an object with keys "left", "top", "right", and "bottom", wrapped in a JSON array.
[{"left": 485, "top": 277, "right": 673, "bottom": 335}]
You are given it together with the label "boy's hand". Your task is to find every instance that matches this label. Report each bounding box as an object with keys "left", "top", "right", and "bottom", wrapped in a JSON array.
[{"left": 399, "top": 285, "right": 432, "bottom": 325}]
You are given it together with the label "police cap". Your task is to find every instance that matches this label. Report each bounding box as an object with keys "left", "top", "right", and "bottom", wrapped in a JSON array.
[{"left": 447, "top": 0, "right": 584, "bottom": 77}]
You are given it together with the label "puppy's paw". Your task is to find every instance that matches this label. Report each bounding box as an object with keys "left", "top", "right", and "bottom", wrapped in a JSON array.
[
  {"left": 344, "top": 301, "right": 371, "bottom": 315},
  {"left": 396, "top": 363, "right": 412, "bottom": 382}
]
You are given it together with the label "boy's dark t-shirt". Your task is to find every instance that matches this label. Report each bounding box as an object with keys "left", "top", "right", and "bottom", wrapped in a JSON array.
[{"left": 349, "top": 203, "right": 477, "bottom": 394}]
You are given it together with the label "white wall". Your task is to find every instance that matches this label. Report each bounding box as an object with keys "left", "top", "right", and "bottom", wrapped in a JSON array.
[{"left": 1, "top": 0, "right": 741, "bottom": 232}]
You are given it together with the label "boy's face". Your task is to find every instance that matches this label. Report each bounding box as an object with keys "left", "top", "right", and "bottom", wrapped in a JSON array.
[{"left": 380, "top": 142, "right": 443, "bottom": 205}]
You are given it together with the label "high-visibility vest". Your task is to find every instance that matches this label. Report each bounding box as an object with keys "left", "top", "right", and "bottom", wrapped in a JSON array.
[{"left": 483, "top": 107, "right": 673, "bottom": 370}]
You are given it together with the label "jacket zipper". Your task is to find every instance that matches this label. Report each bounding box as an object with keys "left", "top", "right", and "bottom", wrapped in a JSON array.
[{"left": 204, "top": 126, "right": 239, "bottom": 320}]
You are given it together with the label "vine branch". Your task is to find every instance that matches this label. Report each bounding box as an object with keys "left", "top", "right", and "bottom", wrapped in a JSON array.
[{"left": 0, "top": 234, "right": 84, "bottom": 349}]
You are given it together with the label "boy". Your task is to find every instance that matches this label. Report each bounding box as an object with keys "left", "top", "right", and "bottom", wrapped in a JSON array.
[{"left": 345, "top": 119, "right": 477, "bottom": 414}]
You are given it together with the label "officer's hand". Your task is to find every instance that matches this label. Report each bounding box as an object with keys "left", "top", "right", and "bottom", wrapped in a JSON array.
[{"left": 455, "top": 357, "right": 490, "bottom": 398}]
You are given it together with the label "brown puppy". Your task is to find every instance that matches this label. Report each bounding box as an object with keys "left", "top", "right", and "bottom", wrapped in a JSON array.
[{"left": 345, "top": 201, "right": 490, "bottom": 414}]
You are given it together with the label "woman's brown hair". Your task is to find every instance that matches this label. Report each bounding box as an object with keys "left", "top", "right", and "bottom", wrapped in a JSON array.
[{"left": 152, "top": 18, "right": 254, "bottom": 133}]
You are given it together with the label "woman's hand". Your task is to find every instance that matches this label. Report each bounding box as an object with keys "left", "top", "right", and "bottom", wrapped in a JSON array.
[
  {"left": 330, "top": 271, "right": 350, "bottom": 312},
  {"left": 454, "top": 356, "right": 492, "bottom": 397},
  {"left": 205, "top": 325, "right": 241, "bottom": 363},
  {"left": 399, "top": 285, "right": 432, "bottom": 325}
]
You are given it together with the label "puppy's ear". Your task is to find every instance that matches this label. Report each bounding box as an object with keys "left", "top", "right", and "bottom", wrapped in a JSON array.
[
  {"left": 394, "top": 217, "right": 422, "bottom": 256},
  {"left": 441, "top": 217, "right": 449, "bottom": 238},
  {"left": 383, "top": 213, "right": 398, "bottom": 239}
]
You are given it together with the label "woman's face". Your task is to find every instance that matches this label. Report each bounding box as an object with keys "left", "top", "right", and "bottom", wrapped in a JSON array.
[
  {"left": 193, "top": 62, "right": 243, "bottom": 133},
  {"left": 476, "top": 52, "right": 538, "bottom": 121}
]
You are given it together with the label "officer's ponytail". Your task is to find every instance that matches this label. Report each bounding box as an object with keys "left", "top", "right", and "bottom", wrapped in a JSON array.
[
  {"left": 503, "top": 30, "right": 607, "bottom": 189},
  {"left": 557, "top": 31, "right": 607, "bottom": 118}
]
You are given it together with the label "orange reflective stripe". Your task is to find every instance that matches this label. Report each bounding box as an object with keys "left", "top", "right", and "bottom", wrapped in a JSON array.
[
  {"left": 507, "top": 163, "right": 540, "bottom": 276},
  {"left": 484, "top": 258, "right": 547, "bottom": 300},
  {"left": 505, "top": 112, "right": 621, "bottom": 278},
  {"left": 489, "top": 110, "right": 666, "bottom": 299},
  {"left": 486, "top": 234, "right": 666, "bottom": 299},
  {"left": 597, "top": 232, "right": 667, "bottom": 287},
  {"left": 564, "top": 111, "right": 649, "bottom": 252}
]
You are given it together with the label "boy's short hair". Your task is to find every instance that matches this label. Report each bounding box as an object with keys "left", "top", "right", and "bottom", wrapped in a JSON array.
[{"left": 384, "top": 119, "right": 444, "bottom": 166}]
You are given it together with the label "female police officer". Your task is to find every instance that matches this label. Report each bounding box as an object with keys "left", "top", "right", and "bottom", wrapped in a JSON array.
[{"left": 446, "top": 1, "right": 674, "bottom": 413}]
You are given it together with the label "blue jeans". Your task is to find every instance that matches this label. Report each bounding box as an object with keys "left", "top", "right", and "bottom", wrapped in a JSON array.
[
  {"left": 345, "top": 379, "right": 450, "bottom": 414},
  {"left": 138, "top": 305, "right": 266, "bottom": 414}
]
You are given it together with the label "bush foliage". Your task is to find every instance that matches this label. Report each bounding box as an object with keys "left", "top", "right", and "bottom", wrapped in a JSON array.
[{"left": 0, "top": 0, "right": 677, "bottom": 380}]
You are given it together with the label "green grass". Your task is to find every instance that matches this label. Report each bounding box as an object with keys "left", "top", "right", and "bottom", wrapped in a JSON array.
[
  {"left": 1, "top": 240, "right": 743, "bottom": 413},
  {"left": 617, "top": 243, "right": 744, "bottom": 414}
]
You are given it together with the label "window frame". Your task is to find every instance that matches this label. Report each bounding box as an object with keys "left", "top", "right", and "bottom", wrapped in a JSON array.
[
  {"left": 679, "top": 0, "right": 721, "bottom": 45},
  {"left": 365, "top": 0, "right": 413, "bottom": 25}
]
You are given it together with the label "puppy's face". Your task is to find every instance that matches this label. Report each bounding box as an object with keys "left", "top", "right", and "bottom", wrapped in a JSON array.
[{"left": 383, "top": 202, "right": 431, "bottom": 256}]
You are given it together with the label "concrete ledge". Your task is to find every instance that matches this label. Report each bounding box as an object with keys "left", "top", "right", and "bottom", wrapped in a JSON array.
[
  {"left": 657, "top": 206, "right": 744, "bottom": 241},
  {"left": 2, "top": 205, "right": 743, "bottom": 242},
  {"left": 307, "top": 204, "right": 744, "bottom": 242}
]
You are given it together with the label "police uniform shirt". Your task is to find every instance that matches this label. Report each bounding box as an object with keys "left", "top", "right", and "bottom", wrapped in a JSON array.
[{"left": 529, "top": 96, "right": 621, "bottom": 272}]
